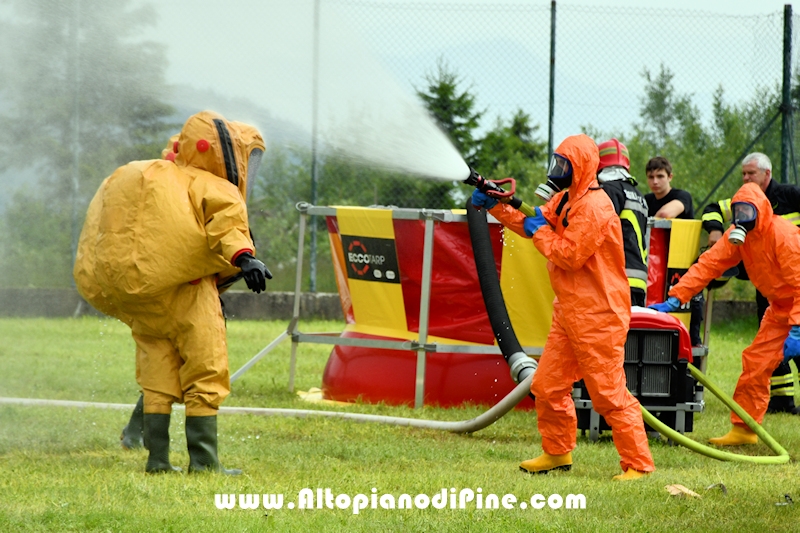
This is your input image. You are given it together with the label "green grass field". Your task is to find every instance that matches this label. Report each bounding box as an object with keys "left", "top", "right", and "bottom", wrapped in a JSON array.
[{"left": 0, "top": 316, "right": 798, "bottom": 532}]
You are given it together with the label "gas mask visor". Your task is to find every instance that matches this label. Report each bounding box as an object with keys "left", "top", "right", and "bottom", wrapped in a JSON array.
[
  {"left": 535, "top": 154, "right": 573, "bottom": 201},
  {"left": 245, "top": 148, "right": 264, "bottom": 202},
  {"left": 728, "top": 201, "right": 757, "bottom": 246}
]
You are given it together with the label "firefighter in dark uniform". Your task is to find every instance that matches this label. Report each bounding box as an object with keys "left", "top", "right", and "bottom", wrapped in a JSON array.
[
  {"left": 595, "top": 139, "right": 649, "bottom": 307},
  {"left": 702, "top": 152, "right": 800, "bottom": 414}
]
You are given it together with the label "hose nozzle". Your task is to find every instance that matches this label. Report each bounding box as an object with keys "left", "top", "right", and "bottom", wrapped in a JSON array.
[
  {"left": 464, "top": 167, "right": 516, "bottom": 198},
  {"left": 463, "top": 167, "right": 482, "bottom": 187}
]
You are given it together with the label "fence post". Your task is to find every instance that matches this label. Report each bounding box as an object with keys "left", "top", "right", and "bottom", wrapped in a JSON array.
[
  {"left": 781, "top": 4, "right": 792, "bottom": 184},
  {"left": 547, "top": 0, "right": 556, "bottom": 158},
  {"left": 309, "top": 0, "right": 321, "bottom": 292}
]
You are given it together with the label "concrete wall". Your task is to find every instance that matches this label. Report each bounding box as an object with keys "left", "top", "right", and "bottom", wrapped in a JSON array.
[
  {"left": 0, "top": 288, "right": 344, "bottom": 321},
  {"left": 0, "top": 288, "right": 754, "bottom": 324}
]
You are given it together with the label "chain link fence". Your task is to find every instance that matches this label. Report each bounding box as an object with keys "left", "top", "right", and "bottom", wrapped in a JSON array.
[
  {"left": 260, "top": 1, "right": 799, "bottom": 293},
  {"left": 328, "top": 1, "right": 796, "bottom": 172},
  {"left": 3, "top": 1, "right": 799, "bottom": 294}
]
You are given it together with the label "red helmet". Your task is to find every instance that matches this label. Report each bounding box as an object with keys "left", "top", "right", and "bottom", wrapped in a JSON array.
[{"left": 597, "top": 138, "right": 630, "bottom": 171}]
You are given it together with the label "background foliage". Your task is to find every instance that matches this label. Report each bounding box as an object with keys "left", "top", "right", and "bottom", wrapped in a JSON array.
[
  {"left": 0, "top": 1, "right": 797, "bottom": 301},
  {"left": 0, "top": 0, "right": 177, "bottom": 288}
]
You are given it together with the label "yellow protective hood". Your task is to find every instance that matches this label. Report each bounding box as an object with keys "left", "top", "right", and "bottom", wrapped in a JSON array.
[{"left": 174, "top": 111, "right": 265, "bottom": 202}]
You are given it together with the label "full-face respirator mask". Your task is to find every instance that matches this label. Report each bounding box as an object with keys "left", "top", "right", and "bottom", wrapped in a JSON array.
[
  {"left": 728, "top": 201, "right": 757, "bottom": 246},
  {"left": 535, "top": 154, "right": 573, "bottom": 202}
]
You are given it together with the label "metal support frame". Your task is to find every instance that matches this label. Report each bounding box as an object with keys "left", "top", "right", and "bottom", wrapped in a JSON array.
[
  {"left": 575, "top": 398, "right": 705, "bottom": 442},
  {"left": 231, "top": 208, "right": 713, "bottom": 427},
  {"left": 650, "top": 218, "right": 713, "bottom": 370},
  {"left": 414, "top": 214, "right": 436, "bottom": 408},
  {"left": 229, "top": 203, "right": 542, "bottom": 408}
]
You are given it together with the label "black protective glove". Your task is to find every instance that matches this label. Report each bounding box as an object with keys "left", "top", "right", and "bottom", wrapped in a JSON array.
[{"left": 235, "top": 252, "right": 272, "bottom": 294}]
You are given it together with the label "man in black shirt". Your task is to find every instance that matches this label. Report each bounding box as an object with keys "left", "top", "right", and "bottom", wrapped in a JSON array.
[
  {"left": 645, "top": 156, "right": 704, "bottom": 346},
  {"left": 701, "top": 152, "right": 800, "bottom": 414}
]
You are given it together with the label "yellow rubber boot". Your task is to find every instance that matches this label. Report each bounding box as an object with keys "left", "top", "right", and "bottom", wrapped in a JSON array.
[
  {"left": 708, "top": 425, "right": 757, "bottom": 446},
  {"left": 519, "top": 452, "right": 572, "bottom": 474},
  {"left": 612, "top": 469, "right": 649, "bottom": 481}
]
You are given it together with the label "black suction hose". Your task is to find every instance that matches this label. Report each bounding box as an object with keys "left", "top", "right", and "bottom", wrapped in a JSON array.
[{"left": 465, "top": 199, "right": 537, "bottom": 385}]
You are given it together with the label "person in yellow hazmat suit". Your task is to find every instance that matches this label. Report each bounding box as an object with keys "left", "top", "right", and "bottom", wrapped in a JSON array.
[
  {"left": 118, "top": 124, "right": 265, "bottom": 452},
  {"left": 74, "top": 111, "right": 270, "bottom": 475},
  {"left": 650, "top": 182, "right": 800, "bottom": 445},
  {"left": 472, "top": 134, "right": 655, "bottom": 480}
]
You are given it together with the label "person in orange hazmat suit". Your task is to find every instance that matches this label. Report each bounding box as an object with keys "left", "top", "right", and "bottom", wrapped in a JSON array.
[
  {"left": 118, "top": 124, "right": 266, "bottom": 452},
  {"left": 74, "top": 110, "right": 270, "bottom": 474},
  {"left": 649, "top": 181, "right": 800, "bottom": 446},
  {"left": 471, "top": 134, "right": 655, "bottom": 480}
]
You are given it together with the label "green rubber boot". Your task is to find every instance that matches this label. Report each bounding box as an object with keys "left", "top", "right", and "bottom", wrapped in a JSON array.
[
  {"left": 143, "top": 414, "right": 182, "bottom": 474},
  {"left": 186, "top": 415, "right": 242, "bottom": 476},
  {"left": 120, "top": 395, "right": 145, "bottom": 450}
]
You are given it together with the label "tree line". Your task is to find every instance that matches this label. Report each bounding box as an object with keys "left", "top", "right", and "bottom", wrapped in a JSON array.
[{"left": 1, "top": 1, "right": 797, "bottom": 294}]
